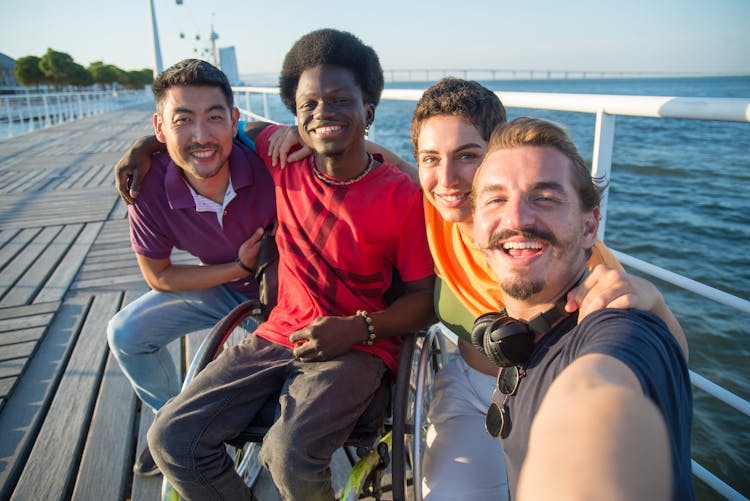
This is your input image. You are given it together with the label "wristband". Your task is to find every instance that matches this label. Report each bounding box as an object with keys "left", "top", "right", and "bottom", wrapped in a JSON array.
[
  {"left": 235, "top": 256, "right": 255, "bottom": 275},
  {"left": 356, "top": 310, "right": 376, "bottom": 345}
]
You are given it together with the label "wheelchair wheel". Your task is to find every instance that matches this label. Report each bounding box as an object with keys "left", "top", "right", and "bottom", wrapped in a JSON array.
[
  {"left": 161, "top": 300, "right": 264, "bottom": 501},
  {"left": 391, "top": 326, "right": 448, "bottom": 500}
]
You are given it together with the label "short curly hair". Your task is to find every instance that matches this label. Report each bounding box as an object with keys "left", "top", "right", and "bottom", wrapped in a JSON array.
[
  {"left": 410, "top": 77, "right": 506, "bottom": 159},
  {"left": 152, "top": 59, "right": 233, "bottom": 113},
  {"left": 279, "top": 29, "right": 384, "bottom": 115}
]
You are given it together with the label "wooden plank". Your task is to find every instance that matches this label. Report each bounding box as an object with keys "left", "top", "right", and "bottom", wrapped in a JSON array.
[
  {"left": 71, "top": 352, "right": 137, "bottom": 501},
  {"left": 0, "top": 229, "right": 20, "bottom": 249},
  {"left": 0, "top": 301, "right": 60, "bottom": 321},
  {"left": 0, "top": 294, "right": 91, "bottom": 500},
  {"left": 0, "top": 327, "right": 46, "bottom": 346},
  {"left": 34, "top": 222, "right": 102, "bottom": 303},
  {"left": 0, "top": 224, "right": 82, "bottom": 307},
  {"left": 0, "top": 225, "right": 62, "bottom": 303},
  {"left": 71, "top": 289, "right": 140, "bottom": 500},
  {"left": 0, "top": 228, "right": 41, "bottom": 271},
  {"left": 9, "top": 292, "right": 120, "bottom": 500},
  {"left": 130, "top": 409, "right": 162, "bottom": 501},
  {"left": 130, "top": 337, "right": 182, "bottom": 501},
  {"left": 0, "top": 312, "right": 55, "bottom": 332},
  {"left": 0, "top": 341, "right": 35, "bottom": 363},
  {"left": 0, "top": 357, "right": 26, "bottom": 379}
]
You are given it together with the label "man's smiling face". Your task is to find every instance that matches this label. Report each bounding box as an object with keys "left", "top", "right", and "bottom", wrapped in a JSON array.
[
  {"left": 472, "top": 145, "right": 598, "bottom": 302},
  {"left": 154, "top": 85, "right": 238, "bottom": 185}
]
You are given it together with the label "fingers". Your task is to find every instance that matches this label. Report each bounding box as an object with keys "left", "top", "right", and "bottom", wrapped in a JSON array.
[
  {"left": 268, "top": 127, "right": 285, "bottom": 167},
  {"left": 237, "top": 227, "right": 265, "bottom": 269},
  {"left": 115, "top": 162, "right": 135, "bottom": 205},
  {"left": 570, "top": 265, "right": 655, "bottom": 321},
  {"left": 129, "top": 169, "right": 142, "bottom": 201},
  {"left": 290, "top": 330, "right": 318, "bottom": 360},
  {"left": 287, "top": 146, "right": 312, "bottom": 165},
  {"left": 267, "top": 126, "right": 309, "bottom": 169}
]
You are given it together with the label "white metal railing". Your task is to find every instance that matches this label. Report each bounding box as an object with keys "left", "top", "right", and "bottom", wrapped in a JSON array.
[
  {"left": 231, "top": 85, "right": 750, "bottom": 500},
  {"left": 1, "top": 89, "right": 152, "bottom": 139}
]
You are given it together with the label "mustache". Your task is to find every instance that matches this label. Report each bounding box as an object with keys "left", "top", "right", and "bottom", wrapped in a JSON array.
[{"left": 485, "top": 228, "right": 557, "bottom": 249}]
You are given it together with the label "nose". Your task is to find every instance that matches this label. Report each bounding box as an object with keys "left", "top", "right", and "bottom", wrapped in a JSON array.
[
  {"left": 438, "top": 157, "right": 460, "bottom": 187},
  {"left": 502, "top": 194, "right": 535, "bottom": 229},
  {"left": 314, "top": 100, "right": 335, "bottom": 119},
  {"left": 192, "top": 120, "right": 212, "bottom": 143}
]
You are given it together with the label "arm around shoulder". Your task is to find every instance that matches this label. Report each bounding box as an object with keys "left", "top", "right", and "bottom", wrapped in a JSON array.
[
  {"left": 517, "top": 353, "right": 672, "bottom": 501},
  {"left": 115, "top": 135, "right": 164, "bottom": 204}
]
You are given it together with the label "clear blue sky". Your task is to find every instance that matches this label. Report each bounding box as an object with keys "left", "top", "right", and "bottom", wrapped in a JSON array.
[{"left": 2, "top": 0, "right": 749, "bottom": 76}]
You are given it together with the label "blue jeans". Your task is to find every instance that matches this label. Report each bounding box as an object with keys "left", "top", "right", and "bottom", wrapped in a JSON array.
[
  {"left": 148, "top": 334, "right": 387, "bottom": 501},
  {"left": 107, "top": 285, "right": 253, "bottom": 411}
]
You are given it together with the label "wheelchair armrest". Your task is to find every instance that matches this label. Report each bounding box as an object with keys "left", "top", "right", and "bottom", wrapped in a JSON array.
[{"left": 255, "top": 230, "right": 278, "bottom": 318}]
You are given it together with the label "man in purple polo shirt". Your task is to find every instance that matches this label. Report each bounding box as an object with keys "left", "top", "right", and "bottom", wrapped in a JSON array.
[{"left": 107, "top": 59, "right": 275, "bottom": 476}]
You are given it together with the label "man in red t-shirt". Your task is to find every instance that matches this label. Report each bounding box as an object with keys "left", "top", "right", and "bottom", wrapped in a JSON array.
[{"left": 147, "top": 29, "right": 436, "bottom": 500}]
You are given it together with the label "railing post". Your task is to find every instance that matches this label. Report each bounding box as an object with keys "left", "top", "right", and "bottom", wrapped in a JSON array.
[
  {"left": 590, "top": 110, "right": 616, "bottom": 240},
  {"left": 43, "top": 94, "right": 50, "bottom": 128},
  {"left": 262, "top": 94, "right": 269, "bottom": 121},
  {"left": 25, "top": 94, "right": 34, "bottom": 132},
  {"left": 4, "top": 97, "right": 12, "bottom": 138},
  {"left": 245, "top": 92, "right": 251, "bottom": 120}
]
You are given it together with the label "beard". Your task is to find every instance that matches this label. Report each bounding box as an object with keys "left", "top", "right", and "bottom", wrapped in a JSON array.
[{"left": 500, "top": 276, "right": 544, "bottom": 300}]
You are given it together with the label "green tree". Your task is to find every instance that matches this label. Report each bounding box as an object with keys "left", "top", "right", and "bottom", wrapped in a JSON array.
[
  {"left": 89, "top": 61, "right": 121, "bottom": 89},
  {"left": 13, "top": 55, "right": 46, "bottom": 87},
  {"left": 69, "top": 63, "right": 94, "bottom": 88},
  {"left": 39, "top": 48, "right": 76, "bottom": 88},
  {"left": 121, "top": 68, "right": 154, "bottom": 89}
]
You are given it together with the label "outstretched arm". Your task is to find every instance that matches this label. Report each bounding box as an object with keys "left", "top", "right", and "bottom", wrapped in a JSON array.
[
  {"left": 517, "top": 354, "right": 672, "bottom": 501},
  {"left": 566, "top": 264, "right": 689, "bottom": 359}
]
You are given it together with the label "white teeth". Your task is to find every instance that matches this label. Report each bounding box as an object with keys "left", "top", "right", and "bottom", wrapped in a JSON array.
[
  {"left": 438, "top": 193, "right": 468, "bottom": 202},
  {"left": 314, "top": 126, "right": 342, "bottom": 134},
  {"left": 192, "top": 150, "right": 213, "bottom": 159},
  {"left": 502, "top": 241, "right": 543, "bottom": 250}
]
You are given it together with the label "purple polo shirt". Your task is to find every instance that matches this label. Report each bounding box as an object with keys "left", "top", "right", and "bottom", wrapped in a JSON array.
[{"left": 128, "top": 140, "right": 276, "bottom": 297}]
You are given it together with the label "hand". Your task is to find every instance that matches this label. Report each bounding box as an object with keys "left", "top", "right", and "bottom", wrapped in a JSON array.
[
  {"left": 566, "top": 264, "right": 664, "bottom": 321},
  {"left": 235, "top": 227, "right": 265, "bottom": 274},
  {"left": 114, "top": 135, "right": 161, "bottom": 204},
  {"left": 289, "top": 316, "right": 364, "bottom": 362},
  {"left": 267, "top": 125, "right": 311, "bottom": 168}
]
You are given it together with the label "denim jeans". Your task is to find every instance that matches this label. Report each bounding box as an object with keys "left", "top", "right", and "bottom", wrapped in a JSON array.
[
  {"left": 107, "top": 285, "right": 253, "bottom": 411},
  {"left": 148, "top": 334, "right": 387, "bottom": 501}
]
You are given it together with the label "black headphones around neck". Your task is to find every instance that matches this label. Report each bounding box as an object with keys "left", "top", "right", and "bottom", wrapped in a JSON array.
[{"left": 471, "top": 272, "right": 587, "bottom": 367}]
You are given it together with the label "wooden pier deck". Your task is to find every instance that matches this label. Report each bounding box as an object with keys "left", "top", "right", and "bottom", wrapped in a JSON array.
[{"left": 0, "top": 103, "right": 173, "bottom": 500}]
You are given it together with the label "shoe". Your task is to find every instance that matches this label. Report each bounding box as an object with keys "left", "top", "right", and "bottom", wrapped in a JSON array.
[{"left": 133, "top": 445, "right": 160, "bottom": 476}]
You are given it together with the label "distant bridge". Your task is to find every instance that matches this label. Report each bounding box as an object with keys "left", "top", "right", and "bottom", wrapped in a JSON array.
[{"left": 382, "top": 68, "right": 738, "bottom": 82}]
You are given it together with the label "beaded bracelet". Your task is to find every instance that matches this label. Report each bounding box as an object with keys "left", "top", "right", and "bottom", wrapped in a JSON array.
[
  {"left": 356, "top": 310, "right": 376, "bottom": 345},
  {"left": 235, "top": 256, "right": 255, "bottom": 275}
]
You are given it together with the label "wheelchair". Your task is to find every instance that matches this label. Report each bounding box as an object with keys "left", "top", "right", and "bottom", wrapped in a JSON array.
[{"left": 161, "top": 299, "right": 448, "bottom": 501}]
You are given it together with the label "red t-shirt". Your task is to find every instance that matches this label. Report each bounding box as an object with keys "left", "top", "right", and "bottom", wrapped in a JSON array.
[{"left": 253, "top": 125, "right": 434, "bottom": 372}]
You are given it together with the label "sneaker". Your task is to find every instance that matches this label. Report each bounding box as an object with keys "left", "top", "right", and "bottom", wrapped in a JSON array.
[{"left": 133, "top": 445, "right": 160, "bottom": 476}]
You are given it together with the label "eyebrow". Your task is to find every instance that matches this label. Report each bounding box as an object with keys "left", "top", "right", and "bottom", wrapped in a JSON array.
[
  {"left": 418, "top": 142, "right": 485, "bottom": 155},
  {"left": 531, "top": 181, "right": 566, "bottom": 193},
  {"left": 477, "top": 181, "right": 568, "bottom": 197},
  {"left": 173, "top": 104, "right": 227, "bottom": 115}
]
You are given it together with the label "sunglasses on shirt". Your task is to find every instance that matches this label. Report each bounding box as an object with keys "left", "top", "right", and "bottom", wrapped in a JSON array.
[{"left": 485, "top": 365, "right": 525, "bottom": 439}]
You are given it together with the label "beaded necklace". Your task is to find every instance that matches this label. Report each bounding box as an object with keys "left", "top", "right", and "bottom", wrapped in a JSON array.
[{"left": 311, "top": 153, "right": 373, "bottom": 187}]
